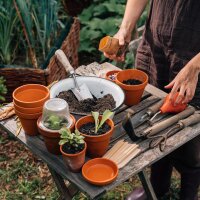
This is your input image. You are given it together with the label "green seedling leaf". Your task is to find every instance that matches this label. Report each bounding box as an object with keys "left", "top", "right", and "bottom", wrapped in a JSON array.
[
  {"left": 59, "top": 139, "right": 67, "bottom": 146},
  {"left": 98, "top": 110, "right": 113, "bottom": 131},
  {"left": 91, "top": 111, "right": 99, "bottom": 134}
]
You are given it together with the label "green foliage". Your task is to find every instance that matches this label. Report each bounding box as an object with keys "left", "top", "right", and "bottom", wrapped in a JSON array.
[
  {"left": 0, "top": 77, "right": 7, "bottom": 101},
  {"left": 59, "top": 128, "right": 85, "bottom": 149},
  {"left": 0, "top": 0, "right": 67, "bottom": 67},
  {"left": 0, "top": 1, "right": 19, "bottom": 64},
  {"left": 78, "top": 0, "right": 148, "bottom": 67},
  {"left": 44, "top": 114, "right": 69, "bottom": 130},
  {"left": 91, "top": 110, "right": 113, "bottom": 134}
]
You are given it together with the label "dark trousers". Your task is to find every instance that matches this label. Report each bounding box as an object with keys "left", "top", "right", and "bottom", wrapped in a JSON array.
[{"left": 135, "top": 34, "right": 200, "bottom": 199}]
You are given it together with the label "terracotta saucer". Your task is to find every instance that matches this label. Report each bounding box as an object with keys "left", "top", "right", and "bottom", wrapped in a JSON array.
[{"left": 82, "top": 158, "right": 118, "bottom": 186}]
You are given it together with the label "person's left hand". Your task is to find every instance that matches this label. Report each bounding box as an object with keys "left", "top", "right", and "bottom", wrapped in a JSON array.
[{"left": 165, "top": 61, "right": 200, "bottom": 105}]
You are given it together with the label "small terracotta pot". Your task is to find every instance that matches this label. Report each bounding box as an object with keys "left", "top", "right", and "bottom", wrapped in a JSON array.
[
  {"left": 99, "top": 36, "right": 120, "bottom": 55},
  {"left": 13, "top": 102, "right": 43, "bottom": 114},
  {"left": 13, "top": 84, "right": 50, "bottom": 108},
  {"left": 105, "top": 70, "right": 120, "bottom": 82},
  {"left": 116, "top": 69, "right": 148, "bottom": 106},
  {"left": 14, "top": 109, "right": 42, "bottom": 136},
  {"left": 75, "top": 115, "right": 114, "bottom": 158},
  {"left": 37, "top": 115, "right": 76, "bottom": 155},
  {"left": 60, "top": 142, "right": 87, "bottom": 172}
]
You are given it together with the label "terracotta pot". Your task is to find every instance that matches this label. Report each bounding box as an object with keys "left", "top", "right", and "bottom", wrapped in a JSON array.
[
  {"left": 13, "top": 102, "right": 43, "bottom": 114},
  {"left": 14, "top": 109, "right": 42, "bottom": 136},
  {"left": 99, "top": 36, "right": 120, "bottom": 55},
  {"left": 37, "top": 115, "right": 76, "bottom": 155},
  {"left": 13, "top": 84, "right": 50, "bottom": 108},
  {"left": 60, "top": 142, "right": 87, "bottom": 172},
  {"left": 75, "top": 115, "right": 114, "bottom": 158},
  {"left": 116, "top": 69, "right": 148, "bottom": 106},
  {"left": 105, "top": 70, "right": 120, "bottom": 83}
]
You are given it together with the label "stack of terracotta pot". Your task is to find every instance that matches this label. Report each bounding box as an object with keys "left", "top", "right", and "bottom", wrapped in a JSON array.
[{"left": 13, "top": 84, "right": 50, "bottom": 136}]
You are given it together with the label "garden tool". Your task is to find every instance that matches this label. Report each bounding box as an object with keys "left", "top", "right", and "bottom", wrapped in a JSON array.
[
  {"left": 143, "top": 106, "right": 195, "bottom": 137},
  {"left": 55, "top": 49, "right": 93, "bottom": 101},
  {"left": 148, "top": 112, "right": 200, "bottom": 151},
  {"left": 149, "top": 92, "right": 187, "bottom": 124},
  {"left": 122, "top": 99, "right": 165, "bottom": 141}
]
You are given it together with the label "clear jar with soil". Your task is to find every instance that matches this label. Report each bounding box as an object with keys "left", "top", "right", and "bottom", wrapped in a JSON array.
[{"left": 41, "top": 98, "right": 72, "bottom": 130}]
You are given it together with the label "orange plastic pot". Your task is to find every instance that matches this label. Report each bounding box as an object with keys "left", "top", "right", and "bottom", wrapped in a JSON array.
[
  {"left": 13, "top": 84, "right": 50, "bottom": 108},
  {"left": 116, "top": 69, "right": 148, "bottom": 106},
  {"left": 60, "top": 142, "right": 87, "bottom": 172},
  {"left": 14, "top": 109, "right": 42, "bottom": 136},
  {"left": 37, "top": 115, "right": 76, "bottom": 155},
  {"left": 105, "top": 70, "right": 120, "bottom": 82},
  {"left": 13, "top": 102, "right": 43, "bottom": 114},
  {"left": 75, "top": 116, "right": 114, "bottom": 158}
]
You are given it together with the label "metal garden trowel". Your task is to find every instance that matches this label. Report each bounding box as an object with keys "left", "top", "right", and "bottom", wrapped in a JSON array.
[{"left": 55, "top": 49, "right": 93, "bottom": 101}]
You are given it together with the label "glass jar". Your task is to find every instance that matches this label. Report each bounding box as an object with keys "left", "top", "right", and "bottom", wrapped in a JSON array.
[{"left": 41, "top": 98, "right": 72, "bottom": 130}]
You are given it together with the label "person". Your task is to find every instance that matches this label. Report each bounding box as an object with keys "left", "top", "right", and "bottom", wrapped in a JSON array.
[{"left": 104, "top": 0, "right": 200, "bottom": 199}]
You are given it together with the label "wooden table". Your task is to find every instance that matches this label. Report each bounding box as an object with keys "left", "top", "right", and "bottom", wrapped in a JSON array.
[{"left": 1, "top": 62, "right": 200, "bottom": 200}]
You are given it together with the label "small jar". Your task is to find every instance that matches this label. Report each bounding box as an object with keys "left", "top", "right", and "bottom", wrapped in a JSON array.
[{"left": 41, "top": 98, "right": 72, "bottom": 130}]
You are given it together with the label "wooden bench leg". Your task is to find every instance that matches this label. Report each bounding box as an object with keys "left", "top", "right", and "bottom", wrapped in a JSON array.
[
  {"left": 138, "top": 170, "right": 158, "bottom": 200},
  {"left": 47, "top": 165, "right": 79, "bottom": 200}
]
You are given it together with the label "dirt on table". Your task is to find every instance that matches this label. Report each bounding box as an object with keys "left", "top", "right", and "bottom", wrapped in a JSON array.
[
  {"left": 79, "top": 122, "right": 111, "bottom": 135},
  {"left": 57, "top": 90, "right": 116, "bottom": 114},
  {"left": 123, "top": 79, "right": 142, "bottom": 85}
]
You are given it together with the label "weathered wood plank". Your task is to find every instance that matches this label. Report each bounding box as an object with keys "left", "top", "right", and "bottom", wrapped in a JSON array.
[{"left": 145, "top": 84, "right": 167, "bottom": 99}]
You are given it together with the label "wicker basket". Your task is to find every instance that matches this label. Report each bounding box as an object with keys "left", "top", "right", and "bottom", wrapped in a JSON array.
[{"left": 0, "top": 18, "right": 80, "bottom": 102}]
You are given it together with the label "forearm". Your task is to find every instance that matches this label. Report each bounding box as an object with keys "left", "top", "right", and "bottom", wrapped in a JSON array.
[
  {"left": 121, "top": 0, "right": 149, "bottom": 32},
  {"left": 187, "top": 52, "right": 200, "bottom": 72}
]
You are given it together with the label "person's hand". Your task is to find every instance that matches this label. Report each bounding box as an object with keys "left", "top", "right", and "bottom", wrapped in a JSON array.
[
  {"left": 104, "top": 27, "right": 132, "bottom": 62},
  {"left": 165, "top": 61, "right": 200, "bottom": 105}
]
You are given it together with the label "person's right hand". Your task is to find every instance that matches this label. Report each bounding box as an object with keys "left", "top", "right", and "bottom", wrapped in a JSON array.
[{"left": 104, "top": 27, "right": 132, "bottom": 62}]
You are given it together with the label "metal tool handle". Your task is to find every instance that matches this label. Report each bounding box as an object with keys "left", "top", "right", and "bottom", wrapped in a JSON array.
[
  {"left": 144, "top": 106, "right": 195, "bottom": 136},
  {"left": 147, "top": 98, "right": 165, "bottom": 116},
  {"left": 178, "top": 112, "right": 200, "bottom": 128},
  {"left": 55, "top": 49, "right": 74, "bottom": 74}
]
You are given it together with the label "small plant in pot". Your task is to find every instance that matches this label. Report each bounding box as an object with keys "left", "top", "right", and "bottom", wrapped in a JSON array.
[
  {"left": 37, "top": 98, "right": 76, "bottom": 155},
  {"left": 59, "top": 128, "right": 86, "bottom": 172},
  {"left": 75, "top": 110, "right": 114, "bottom": 158}
]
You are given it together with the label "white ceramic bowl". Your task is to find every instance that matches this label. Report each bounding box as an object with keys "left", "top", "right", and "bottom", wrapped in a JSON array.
[{"left": 50, "top": 76, "right": 125, "bottom": 114}]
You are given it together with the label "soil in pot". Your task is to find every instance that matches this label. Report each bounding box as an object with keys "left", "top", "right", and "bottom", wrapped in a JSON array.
[
  {"left": 62, "top": 142, "right": 85, "bottom": 154},
  {"left": 79, "top": 122, "right": 111, "bottom": 136},
  {"left": 122, "top": 79, "right": 142, "bottom": 85},
  {"left": 57, "top": 91, "right": 116, "bottom": 113}
]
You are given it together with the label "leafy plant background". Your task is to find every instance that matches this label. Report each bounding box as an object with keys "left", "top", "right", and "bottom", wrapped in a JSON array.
[
  {"left": 0, "top": 0, "right": 68, "bottom": 67},
  {"left": 78, "top": 0, "right": 148, "bottom": 68}
]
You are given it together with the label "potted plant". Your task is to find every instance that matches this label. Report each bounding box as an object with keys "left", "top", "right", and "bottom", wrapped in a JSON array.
[
  {"left": 59, "top": 128, "right": 86, "bottom": 172},
  {"left": 116, "top": 69, "right": 148, "bottom": 106},
  {"left": 37, "top": 98, "right": 76, "bottom": 155},
  {"left": 75, "top": 110, "right": 114, "bottom": 158}
]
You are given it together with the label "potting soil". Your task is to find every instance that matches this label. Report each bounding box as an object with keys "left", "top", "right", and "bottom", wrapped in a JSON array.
[
  {"left": 123, "top": 79, "right": 142, "bottom": 85},
  {"left": 57, "top": 90, "right": 116, "bottom": 113},
  {"left": 79, "top": 122, "right": 111, "bottom": 135},
  {"left": 62, "top": 142, "right": 85, "bottom": 154}
]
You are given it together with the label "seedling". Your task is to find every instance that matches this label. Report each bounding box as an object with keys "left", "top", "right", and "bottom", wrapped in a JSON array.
[
  {"left": 43, "top": 114, "right": 69, "bottom": 130},
  {"left": 91, "top": 110, "right": 113, "bottom": 134},
  {"left": 59, "top": 128, "right": 85, "bottom": 153}
]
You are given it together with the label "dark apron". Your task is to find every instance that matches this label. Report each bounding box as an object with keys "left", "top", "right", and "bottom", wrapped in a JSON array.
[{"left": 135, "top": 0, "right": 200, "bottom": 168}]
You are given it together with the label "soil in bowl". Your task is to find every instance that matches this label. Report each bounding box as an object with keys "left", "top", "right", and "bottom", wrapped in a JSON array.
[
  {"left": 122, "top": 79, "right": 142, "bottom": 85},
  {"left": 62, "top": 142, "right": 85, "bottom": 154},
  {"left": 57, "top": 91, "right": 116, "bottom": 114},
  {"left": 79, "top": 122, "right": 111, "bottom": 136}
]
